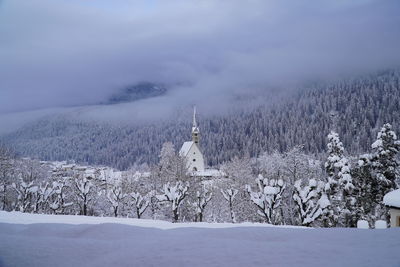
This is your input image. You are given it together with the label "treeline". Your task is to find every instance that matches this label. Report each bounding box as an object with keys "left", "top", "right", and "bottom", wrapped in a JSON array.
[
  {"left": 1, "top": 70, "right": 399, "bottom": 170},
  {"left": 1, "top": 123, "right": 398, "bottom": 227}
]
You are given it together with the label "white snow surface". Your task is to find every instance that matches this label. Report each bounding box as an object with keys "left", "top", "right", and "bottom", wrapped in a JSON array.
[
  {"left": 383, "top": 189, "right": 400, "bottom": 208},
  {"left": 357, "top": 220, "right": 370, "bottom": 229},
  {"left": 375, "top": 220, "right": 387, "bottom": 229},
  {"left": 1, "top": 212, "right": 400, "bottom": 267},
  {"left": 0, "top": 211, "right": 299, "bottom": 230}
]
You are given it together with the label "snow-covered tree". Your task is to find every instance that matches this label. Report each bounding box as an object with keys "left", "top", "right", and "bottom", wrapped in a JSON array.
[
  {"left": 130, "top": 192, "right": 149, "bottom": 219},
  {"left": 157, "top": 181, "right": 189, "bottom": 222},
  {"left": 194, "top": 186, "right": 212, "bottom": 222},
  {"left": 371, "top": 123, "right": 400, "bottom": 187},
  {"left": 352, "top": 154, "right": 378, "bottom": 224},
  {"left": 292, "top": 179, "right": 330, "bottom": 226},
  {"left": 221, "top": 188, "right": 239, "bottom": 223},
  {"left": 280, "top": 146, "right": 324, "bottom": 225},
  {"left": 221, "top": 155, "right": 258, "bottom": 222},
  {"left": 73, "top": 174, "right": 95, "bottom": 216},
  {"left": 12, "top": 178, "right": 38, "bottom": 212},
  {"left": 34, "top": 181, "right": 56, "bottom": 213},
  {"left": 370, "top": 123, "right": 400, "bottom": 220},
  {"left": 324, "top": 131, "right": 354, "bottom": 227},
  {"left": 107, "top": 184, "right": 126, "bottom": 217},
  {"left": 246, "top": 175, "right": 285, "bottom": 224},
  {"left": 159, "top": 142, "right": 177, "bottom": 181},
  {"left": 0, "top": 146, "right": 14, "bottom": 211},
  {"left": 50, "top": 179, "right": 73, "bottom": 214}
]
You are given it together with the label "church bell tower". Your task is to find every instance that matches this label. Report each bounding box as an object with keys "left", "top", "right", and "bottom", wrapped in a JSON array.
[{"left": 192, "top": 106, "right": 200, "bottom": 145}]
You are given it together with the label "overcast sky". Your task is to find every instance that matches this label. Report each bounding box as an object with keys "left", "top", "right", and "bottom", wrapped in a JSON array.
[{"left": 1, "top": 0, "right": 400, "bottom": 115}]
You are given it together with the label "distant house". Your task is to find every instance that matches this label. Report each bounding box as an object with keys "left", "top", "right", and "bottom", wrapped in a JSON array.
[{"left": 383, "top": 189, "right": 400, "bottom": 227}]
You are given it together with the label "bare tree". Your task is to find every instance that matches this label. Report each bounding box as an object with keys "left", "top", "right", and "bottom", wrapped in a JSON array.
[
  {"left": 130, "top": 192, "right": 149, "bottom": 219},
  {"left": 73, "top": 173, "right": 95, "bottom": 216},
  {"left": 194, "top": 186, "right": 212, "bottom": 222},
  {"left": 157, "top": 181, "right": 189, "bottom": 222},
  {"left": 107, "top": 184, "right": 126, "bottom": 217},
  {"left": 221, "top": 188, "right": 239, "bottom": 223}
]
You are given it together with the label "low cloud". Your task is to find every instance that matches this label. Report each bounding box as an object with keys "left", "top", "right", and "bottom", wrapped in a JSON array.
[{"left": 0, "top": 0, "right": 399, "bottom": 116}]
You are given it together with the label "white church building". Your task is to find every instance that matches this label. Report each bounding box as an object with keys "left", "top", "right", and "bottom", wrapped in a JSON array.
[
  {"left": 179, "top": 107, "right": 205, "bottom": 172},
  {"left": 179, "top": 107, "right": 224, "bottom": 177}
]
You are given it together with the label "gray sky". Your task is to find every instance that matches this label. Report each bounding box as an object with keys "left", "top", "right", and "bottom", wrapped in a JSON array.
[{"left": 1, "top": 0, "right": 400, "bottom": 115}]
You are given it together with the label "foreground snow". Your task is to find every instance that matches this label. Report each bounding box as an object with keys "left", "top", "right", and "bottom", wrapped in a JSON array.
[
  {"left": 0, "top": 212, "right": 399, "bottom": 267},
  {"left": 0, "top": 211, "right": 302, "bottom": 230}
]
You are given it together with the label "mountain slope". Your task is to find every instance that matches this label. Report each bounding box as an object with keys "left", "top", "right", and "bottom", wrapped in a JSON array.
[{"left": 1, "top": 70, "right": 399, "bottom": 169}]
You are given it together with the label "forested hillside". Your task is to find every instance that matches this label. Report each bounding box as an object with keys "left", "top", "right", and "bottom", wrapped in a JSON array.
[{"left": 1, "top": 70, "right": 399, "bottom": 170}]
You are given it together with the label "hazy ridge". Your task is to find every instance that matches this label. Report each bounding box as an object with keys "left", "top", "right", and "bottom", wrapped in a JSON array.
[{"left": 1, "top": 70, "right": 399, "bottom": 170}]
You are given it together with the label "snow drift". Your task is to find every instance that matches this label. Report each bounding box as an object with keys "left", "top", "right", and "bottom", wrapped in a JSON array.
[{"left": 0, "top": 212, "right": 399, "bottom": 267}]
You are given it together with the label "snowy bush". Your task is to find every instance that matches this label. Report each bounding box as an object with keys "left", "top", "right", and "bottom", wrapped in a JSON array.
[
  {"left": 246, "top": 175, "right": 285, "bottom": 224},
  {"left": 292, "top": 179, "right": 330, "bottom": 226}
]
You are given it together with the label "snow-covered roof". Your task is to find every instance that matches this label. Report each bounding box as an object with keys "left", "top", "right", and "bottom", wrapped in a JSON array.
[
  {"left": 179, "top": 141, "right": 194, "bottom": 156},
  {"left": 192, "top": 169, "right": 226, "bottom": 177},
  {"left": 383, "top": 189, "right": 400, "bottom": 208}
]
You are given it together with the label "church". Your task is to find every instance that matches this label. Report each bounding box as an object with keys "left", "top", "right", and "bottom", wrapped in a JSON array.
[
  {"left": 179, "top": 107, "right": 225, "bottom": 178},
  {"left": 179, "top": 107, "right": 205, "bottom": 172}
]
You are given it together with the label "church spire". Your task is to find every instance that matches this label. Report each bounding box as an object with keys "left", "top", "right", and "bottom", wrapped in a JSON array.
[
  {"left": 192, "top": 106, "right": 197, "bottom": 129},
  {"left": 192, "top": 106, "right": 200, "bottom": 144}
]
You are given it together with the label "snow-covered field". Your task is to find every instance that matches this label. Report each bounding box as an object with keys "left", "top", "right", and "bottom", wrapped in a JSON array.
[{"left": 0, "top": 212, "right": 399, "bottom": 267}]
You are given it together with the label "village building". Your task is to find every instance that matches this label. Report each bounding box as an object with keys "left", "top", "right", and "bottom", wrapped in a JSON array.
[{"left": 383, "top": 189, "right": 400, "bottom": 227}]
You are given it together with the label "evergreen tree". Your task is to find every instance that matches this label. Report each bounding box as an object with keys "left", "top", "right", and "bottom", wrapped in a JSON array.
[
  {"left": 352, "top": 154, "right": 376, "bottom": 226},
  {"left": 324, "top": 131, "right": 354, "bottom": 227},
  {"left": 370, "top": 123, "right": 400, "bottom": 220}
]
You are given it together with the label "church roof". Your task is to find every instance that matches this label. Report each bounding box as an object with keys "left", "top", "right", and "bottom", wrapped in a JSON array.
[{"left": 179, "top": 141, "right": 194, "bottom": 157}]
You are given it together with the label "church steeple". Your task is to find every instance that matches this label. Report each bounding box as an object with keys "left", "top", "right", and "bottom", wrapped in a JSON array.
[{"left": 192, "top": 106, "right": 200, "bottom": 145}]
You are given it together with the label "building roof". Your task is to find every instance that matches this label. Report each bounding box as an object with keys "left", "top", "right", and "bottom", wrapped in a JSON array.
[
  {"left": 192, "top": 169, "right": 226, "bottom": 177},
  {"left": 179, "top": 141, "right": 194, "bottom": 156},
  {"left": 383, "top": 189, "right": 400, "bottom": 208}
]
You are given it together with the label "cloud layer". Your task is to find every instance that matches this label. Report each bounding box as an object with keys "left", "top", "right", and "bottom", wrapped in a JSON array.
[{"left": 1, "top": 0, "right": 400, "bottom": 115}]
